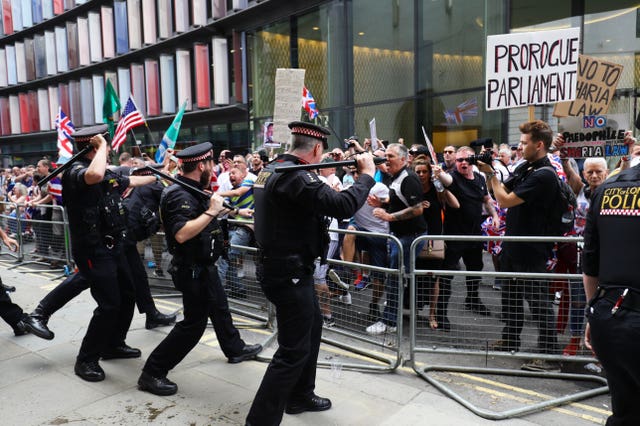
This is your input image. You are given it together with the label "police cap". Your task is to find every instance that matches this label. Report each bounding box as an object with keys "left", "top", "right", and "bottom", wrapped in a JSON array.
[
  {"left": 288, "top": 121, "right": 330, "bottom": 149},
  {"left": 72, "top": 124, "right": 109, "bottom": 148},
  {"left": 130, "top": 164, "right": 162, "bottom": 176},
  {"left": 176, "top": 142, "right": 214, "bottom": 163}
]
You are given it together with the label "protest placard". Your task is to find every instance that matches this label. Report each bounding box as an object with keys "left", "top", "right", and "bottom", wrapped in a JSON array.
[
  {"left": 485, "top": 28, "right": 580, "bottom": 110},
  {"left": 553, "top": 55, "right": 623, "bottom": 117},
  {"left": 272, "top": 68, "right": 306, "bottom": 147},
  {"left": 557, "top": 114, "right": 629, "bottom": 158}
]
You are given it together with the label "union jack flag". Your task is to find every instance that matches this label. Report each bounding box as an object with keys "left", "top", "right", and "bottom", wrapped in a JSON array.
[
  {"left": 112, "top": 96, "right": 146, "bottom": 152},
  {"left": 444, "top": 98, "right": 478, "bottom": 125},
  {"left": 55, "top": 107, "right": 75, "bottom": 163},
  {"left": 302, "top": 86, "right": 320, "bottom": 120}
]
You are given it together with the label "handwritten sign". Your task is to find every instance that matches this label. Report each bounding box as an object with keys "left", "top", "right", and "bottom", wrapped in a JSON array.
[
  {"left": 272, "top": 68, "right": 306, "bottom": 148},
  {"left": 486, "top": 28, "right": 580, "bottom": 110},
  {"left": 557, "top": 114, "right": 629, "bottom": 158},
  {"left": 553, "top": 55, "right": 623, "bottom": 117}
]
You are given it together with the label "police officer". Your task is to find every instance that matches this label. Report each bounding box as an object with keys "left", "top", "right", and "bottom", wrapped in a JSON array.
[
  {"left": 583, "top": 164, "right": 640, "bottom": 425},
  {"left": 246, "top": 122, "right": 376, "bottom": 425},
  {"left": 122, "top": 165, "right": 177, "bottom": 329},
  {"left": 63, "top": 124, "right": 156, "bottom": 382},
  {"left": 27, "top": 165, "right": 176, "bottom": 335},
  {"left": 138, "top": 142, "right": 262, "bottom": 396}
]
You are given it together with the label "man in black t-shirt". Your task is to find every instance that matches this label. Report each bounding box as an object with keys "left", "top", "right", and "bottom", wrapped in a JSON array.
[
  {"left": 368, "top": 143, "right": 426, "bottom": 335},
  {"left": 479, "top": 120, "right": 559, "bottom": 357},
  {"left": 438, "top": 146, "right": 499, "bottom": 330}
]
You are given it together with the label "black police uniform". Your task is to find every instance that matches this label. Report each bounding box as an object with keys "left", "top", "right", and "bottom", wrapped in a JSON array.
[
  {"left": 246, "top": 145, "right": 375, "bottom": 425},
  {"left": 141, "top": 145, "right": 253, "bottom": 390},
  {"left": 62, "top": 143, "right": 136, "bottom": 375},
  {"left": 31, "top": 169, "right": 174, "bottom": 331},
  {"left": 583, "top": 165, "right": 640, "bottom": 425}
]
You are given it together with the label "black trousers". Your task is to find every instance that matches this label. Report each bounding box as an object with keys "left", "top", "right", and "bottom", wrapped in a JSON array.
[
  {"left": 246, "top": 271, "right": 322, "bottom": 426},
  {"left": 500, "top": 253, "right": 558, "bottom": 353},
  {"left": 437, "top": 241, "right": 484, "bottom": 320},
  {"left": 0, "top": 284, "right": 23, "bottom": 329},
  {"left": 589, "top": 296, "right": 640, "bottom": 426},
  {"left": 143, "top": 263, "right": 244, "bottom": 378},
  {"left": 39, "top": 240, "right": 157, "bottom": 317},
  {"left": 73, "top": 243, "right": 136, "bottom": 363}
]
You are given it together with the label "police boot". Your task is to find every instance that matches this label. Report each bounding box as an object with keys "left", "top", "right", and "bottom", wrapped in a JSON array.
[
  {"left": 145, "top": 309, "right": 177, "bottom": 330},
  {"left": 30, "top": 304, "right": 51, "bottom": 326}
]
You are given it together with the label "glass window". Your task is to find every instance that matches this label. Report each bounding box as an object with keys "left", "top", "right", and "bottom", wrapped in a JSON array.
[{"left": 247, "top": 19, "right": 291, "bottom": 120}]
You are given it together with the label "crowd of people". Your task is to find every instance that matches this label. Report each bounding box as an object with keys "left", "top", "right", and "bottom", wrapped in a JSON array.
[{"left": 1, "top": 119, "right": 638, "bottom": 425}]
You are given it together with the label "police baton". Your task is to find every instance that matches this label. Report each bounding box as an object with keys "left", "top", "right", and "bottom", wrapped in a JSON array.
[
  {"left": 274, "top": 156, "right": 386, "bottom": 173},
  {"left": 140, "top": 166, "right": 235, "bottom": 211},
  {"left": 38, "top": 144, "right": 93, "bottom": 188}
]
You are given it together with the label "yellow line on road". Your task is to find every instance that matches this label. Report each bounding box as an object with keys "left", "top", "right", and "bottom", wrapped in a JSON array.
[{"left": 452, "top": 372, "right": 611, "bottom": 416}]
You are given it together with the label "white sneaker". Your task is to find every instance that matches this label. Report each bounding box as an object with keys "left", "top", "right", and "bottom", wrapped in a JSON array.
[
  {"left": 328, "top": 269, "right": 349, "bottom": 290},
  {"left": 366, "top": 321, "right": 387, "bottom": 335},
  {"left": 338, "top": 292, "right": 352, "bottom": 305}
]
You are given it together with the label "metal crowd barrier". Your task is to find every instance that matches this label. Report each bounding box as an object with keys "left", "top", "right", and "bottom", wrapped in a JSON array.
[
  {"left": 10, "top": 204, "right": 73, "bottom": 276},
  {"left": 0, "top": 201, "right": 21, "bottom": 261},
  {"left": 312, "top": 228, "right": 404, "bottom": 372},
  {"left": 408, "top": 234, "right": 608, "bottom": 420}
]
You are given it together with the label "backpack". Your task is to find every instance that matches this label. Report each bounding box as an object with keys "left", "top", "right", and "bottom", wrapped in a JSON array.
[{"left": 539, "top": 166, "right": 577, "bottom": 236}]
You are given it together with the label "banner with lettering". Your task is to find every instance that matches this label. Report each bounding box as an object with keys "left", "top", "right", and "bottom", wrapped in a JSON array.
[
  {"left": 557, "top": 114, "right": 629, "bottom": 158},
  {"left": 485, "top": 28, "right": 580, "bottom": 110},
  {"left": 553, "top": 54, "right": 623, "bottom": 117}
]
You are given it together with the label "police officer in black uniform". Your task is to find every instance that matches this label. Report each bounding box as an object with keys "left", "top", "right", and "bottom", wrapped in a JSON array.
[
  {"left": 583, "top": 164, "right": 640, "bottom": 425},
  {"left": 63, "top": 124, "right": 156, "bottom": 382},
  {"left": 138, "top": 142, "right": 262, "bottom": 396},
  {"left": 246, "top": 122, "right": 376, "bottom": 426},
  {"left": 28, "top": 165, "right": 176, "bottom": 337}
]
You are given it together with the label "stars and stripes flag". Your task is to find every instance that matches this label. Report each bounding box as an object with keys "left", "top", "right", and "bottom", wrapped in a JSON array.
[
  {"left": 111, "top": 96, "right": 146, "bottom": 152},
  {"left": 55, "top": 107, "right": 75, "bottom": 164},
  {"left": 444, "top": 97, "right": 478, "bottom": 125},
  {"left": 302, "top": 86, "right": 320, "bottom": 120}
]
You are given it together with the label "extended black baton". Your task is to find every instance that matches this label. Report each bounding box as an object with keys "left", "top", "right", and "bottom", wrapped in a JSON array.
[
  {"left": 274, "top": 156, "right": 387, "bottom": 173},
  {"left": 141, "top": 166, "right": 235, "bottom": 211},
  {"left": 38, "top": 144, "right": 93, "bottom": 187}
]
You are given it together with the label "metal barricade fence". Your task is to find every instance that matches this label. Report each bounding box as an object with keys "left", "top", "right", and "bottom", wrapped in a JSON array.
[
  {"left": 143, "top": 223, "right": 404, "bottom": 370},
  {"left": 312, "top": 227, "right": 404, "bottom": 372},
  {"left": 408, "top": 234, "right": 608, "bottom": 420},
  {"left": 11, "top": 204, "right": 73, "bottom": 274},
  {"left": 0, "top": 201, "right": 21, "bottom": 261}
]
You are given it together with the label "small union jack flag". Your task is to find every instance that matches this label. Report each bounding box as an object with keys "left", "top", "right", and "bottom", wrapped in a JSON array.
[
  {"left": 444, "top": 97, "right": 478, "bottom": 125},
  {"left": 55, "top": 107, "right": 75, "bottom": 163},
  {"left": 302, "top": 86, "right": 320, "bottom": 120}
]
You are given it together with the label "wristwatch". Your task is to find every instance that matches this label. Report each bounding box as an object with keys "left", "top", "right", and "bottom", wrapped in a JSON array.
[{"left": 485, "top": 172, "right": 496, "bottom": 180}]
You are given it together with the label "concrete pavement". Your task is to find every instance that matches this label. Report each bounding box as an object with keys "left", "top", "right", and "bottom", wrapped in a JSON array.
[{"left": 0, "top": 263, "right": 610, "bottom": 425}]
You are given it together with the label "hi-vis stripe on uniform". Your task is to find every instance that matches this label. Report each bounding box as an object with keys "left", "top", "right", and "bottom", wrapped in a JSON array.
[{"left": 600, "top": 186, "right": 640, "bottom": 215}]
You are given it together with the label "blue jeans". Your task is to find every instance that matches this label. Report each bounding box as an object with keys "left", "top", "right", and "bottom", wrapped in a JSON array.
[{"left": 382, "top": 232, "right": 425, "bottom": 327}]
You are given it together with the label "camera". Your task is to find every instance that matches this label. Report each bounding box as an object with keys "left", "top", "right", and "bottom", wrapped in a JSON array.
[
  {"left": 466, "top": 151, "right": 493, "bottom": 166},
  {"left": 470, "top": 137, "right": 493, "bottom": 149}
]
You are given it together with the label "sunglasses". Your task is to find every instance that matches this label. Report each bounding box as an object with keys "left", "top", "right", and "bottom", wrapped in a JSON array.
[
  {"left": 443, "top": 150, "right": 455, "bottom": 154},
  {"left": 456, "top": 158, "right": 470, "bottom": 163}
]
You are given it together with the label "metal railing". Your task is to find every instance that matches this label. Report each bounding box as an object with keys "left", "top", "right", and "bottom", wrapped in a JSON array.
[{"left": 408, "top": 234, "right": 608, "bottom": 420}]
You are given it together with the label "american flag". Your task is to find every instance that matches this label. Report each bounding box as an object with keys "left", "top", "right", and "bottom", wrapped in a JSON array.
[
  {"left": 112, "top": 96, "right": 146, "bottom": 152},
  {"left": 55, "top": 107, "right": 75, "bottom": 162},
  {"left": 302, "top": 86, "right": 320, "bottom": 120}
]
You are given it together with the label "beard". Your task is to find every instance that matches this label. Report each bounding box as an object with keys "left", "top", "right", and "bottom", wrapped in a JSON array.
[{"left": 200, "top": 169, "right": 211, "bottom": 187}]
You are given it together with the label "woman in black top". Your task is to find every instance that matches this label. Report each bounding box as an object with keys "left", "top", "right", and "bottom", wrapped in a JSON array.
[{"left": 413, "top": 158, "right": 459, "bottom": 329}]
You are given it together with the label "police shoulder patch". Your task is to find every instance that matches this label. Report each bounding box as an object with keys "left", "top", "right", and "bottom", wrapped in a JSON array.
[
  {"left": 255, "top": 171, "right": 272, "bottom": 187},
  {"left": 302, "top": 171, "right": 318, "bottom": 184}
]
